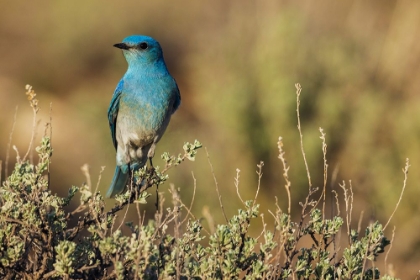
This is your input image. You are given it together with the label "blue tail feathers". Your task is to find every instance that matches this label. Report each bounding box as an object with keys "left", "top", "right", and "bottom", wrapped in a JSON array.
[{"left": 106, "top": 166, "right": 129, "bottom": 198}]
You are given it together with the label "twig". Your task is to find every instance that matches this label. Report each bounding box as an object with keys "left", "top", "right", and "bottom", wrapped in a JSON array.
[
  {"left": 47, "top": 102, "right": 52, "bottom": 186},
  {"left": 78, "top": 263, "right": 100, "bottom": 272},
  {"left": 152, "top": 192, "right": 165, "bottom": 238},
  {"left": 310, "top": 128, "right": 329, "bottom": 215},
  {"left": 95, "top": 166, "right": 106, "bottom": 195},
  {"left": 155, "top": 191, "right": 180, "bottom": 233},
  {"left": 384, "top": 158, "right": 410, "bottom": 230},
  {"left": 330, "top": 188, "right": 341, "bottom": 266},
  {"left": 256, "top": 213, "right": 267, "bottom": 240},
  {"left": 116, "top": 179, "right": 134, "bottom": 232},
  {"left": 155, "top": 173, "right": 160, "bottom": 212},
  {"left": 349, "top": 181, "right": 354, "bottom": 232},
  {"left": 319, "top": 128, "right": 328, "bottom": 220},
  {"left": 42, "top": 270, "right": 56, "bottom": 279},
  {"left": 234, "top": 168, "right": 244, "bottom": 205},
  {"left": 295, "top": 83, "right": 312, "bottom": 188},
  {"left": 330, "top": 164, "right": 339, "bottom": 213},
  {"left": 339, "top": 181, "right": 352, "bottom": 243},
  {"left": 178, "top": 198, "right": 209, "bottom": 234},
  {"left": 384, "top": 226, "right": 396, "bottom": 275},
  {"left": 169, "top": 184, "right": 182, "bottom": 279},
  {"left": 253, "top": 161, "right": 264, "bottom": 207},
  {"left": 29, "top": 119, "right": 41, "bottom": 164},
  {"left": 5, "top": 106, "right": 18, "bottom": 177},
  {"left": 13, "top": 145, "right": 21, "bottom": 163},
  {"left": 332, "top": 190, "right": 340, "bottom": 216},
  {"left": 180, "top": 171, "right": 197, "bottom": 225},
  {"left": 361, "top": 226, "right": 374, "bottom": 278},
  {"left": 23, "top": 85, "right": 40, "bottom": 162},
  {"left": 277, "top": 137, "right": 291, "bottom": 217},
  {"left": 205, "top": 147, "right": 228, "bottom": 222}
]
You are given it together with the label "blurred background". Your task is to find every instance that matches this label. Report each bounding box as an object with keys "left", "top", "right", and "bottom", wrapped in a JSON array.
[{"left": 1, "top": 0, "right": 419, "bottom": 277}]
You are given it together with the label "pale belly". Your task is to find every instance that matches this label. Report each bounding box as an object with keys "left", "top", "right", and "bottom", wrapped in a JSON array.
[{"left": 115, "top": 99, "right": 172, "bottom": 166}]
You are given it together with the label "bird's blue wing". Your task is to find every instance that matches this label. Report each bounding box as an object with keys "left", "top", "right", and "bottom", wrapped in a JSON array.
[
  {"left": 108, "top": 79, "right": 124, "bottom": 149},
  {"left": 172, "top": 83, "right": 181, "bottom": 113}
]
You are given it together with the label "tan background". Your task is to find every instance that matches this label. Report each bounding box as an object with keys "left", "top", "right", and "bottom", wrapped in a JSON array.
[{"left": 0, "top": 1, "right": 419, "bottom": 277}]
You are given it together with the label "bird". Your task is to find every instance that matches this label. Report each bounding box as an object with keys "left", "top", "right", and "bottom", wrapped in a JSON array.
[{"left": 106, "top": 35, "right": 181, "bottom": 198}]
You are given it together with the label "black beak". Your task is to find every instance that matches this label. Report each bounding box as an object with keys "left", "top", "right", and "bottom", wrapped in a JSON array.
[{"left": 113, "top": 43, "right": 130, "bottom": 50}]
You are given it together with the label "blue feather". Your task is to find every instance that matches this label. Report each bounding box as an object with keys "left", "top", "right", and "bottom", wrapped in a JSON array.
[
  {"left": 108, "top": 79, "right": 124, "bottom": 149},
  {"left": 106, "top": 166, "right": 129, "bottom": 198},
  {"left": 106, "top": 35, "right": 180, "bottom": 198}
]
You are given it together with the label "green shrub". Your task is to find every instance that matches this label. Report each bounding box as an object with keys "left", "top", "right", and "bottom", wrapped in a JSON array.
[{"left": 0, "top": 85, "right": 408, "bottom": 279}]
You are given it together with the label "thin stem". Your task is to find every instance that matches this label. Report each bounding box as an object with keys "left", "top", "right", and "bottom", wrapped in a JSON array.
[
  {"left": 206, "top": 147, "right": 228, "bottom": 223},
  {"left": 384, "top": 158, "right": 410, "bottom": 230},
  {"left": 295, "top": 83, "right": 312, "bottom": 188},
  {"left": 5, "top": 106, "right": 18, "bottom": 177}
]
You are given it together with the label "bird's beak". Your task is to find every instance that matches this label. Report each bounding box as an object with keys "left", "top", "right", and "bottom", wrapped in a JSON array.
[{"left": 113, "top": 43, "right": 130, "bottom": 50}]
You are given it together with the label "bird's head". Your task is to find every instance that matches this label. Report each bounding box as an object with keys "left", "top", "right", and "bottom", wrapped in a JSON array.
[{"left": 114, "top": 35, "right": 164, "bottom": 65}]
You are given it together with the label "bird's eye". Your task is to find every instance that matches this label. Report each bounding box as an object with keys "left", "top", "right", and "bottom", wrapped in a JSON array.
[{"left": 139, "top": 42, "right": 148, "bottom": 50}]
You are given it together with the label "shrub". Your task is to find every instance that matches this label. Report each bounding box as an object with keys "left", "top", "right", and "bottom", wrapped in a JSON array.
[{"left": 0, "top": 84, "right": 408, "bottom": 279}]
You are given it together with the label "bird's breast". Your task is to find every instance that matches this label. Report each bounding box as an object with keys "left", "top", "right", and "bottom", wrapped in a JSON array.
[{"left": 116, "top": 80, "right": 174, "bottom": 147}]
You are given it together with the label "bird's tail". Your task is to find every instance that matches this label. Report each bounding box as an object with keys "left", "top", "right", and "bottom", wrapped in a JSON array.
[{"left": 106, "top": 166, "right": 129, "bottom": 198}]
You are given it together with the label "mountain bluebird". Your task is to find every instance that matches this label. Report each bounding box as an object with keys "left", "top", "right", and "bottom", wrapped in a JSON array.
[{"left": 106, "top": 35, "right": 181, "bottom": 198}]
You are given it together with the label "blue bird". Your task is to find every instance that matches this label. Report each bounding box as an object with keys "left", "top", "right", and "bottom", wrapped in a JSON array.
[{"left": 106, "top": 35, "right": 181, "bottom": 198}]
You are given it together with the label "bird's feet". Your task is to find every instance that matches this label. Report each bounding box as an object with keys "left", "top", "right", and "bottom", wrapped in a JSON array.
[{"left": 147, "top": 157, "right": 155, "bottom": 173}]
